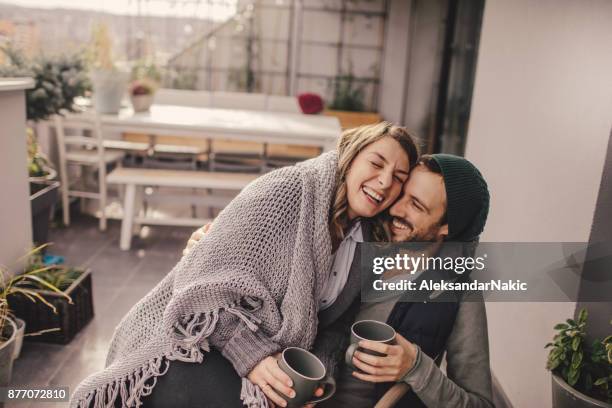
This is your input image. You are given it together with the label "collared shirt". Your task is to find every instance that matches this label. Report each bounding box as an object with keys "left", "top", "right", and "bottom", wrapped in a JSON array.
[{"left": 318, "top": 221, "right": 363, "bottom": 311}]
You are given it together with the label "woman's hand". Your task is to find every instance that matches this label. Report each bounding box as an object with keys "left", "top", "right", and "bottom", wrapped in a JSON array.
[
  {"left": 247, "top": 354, "right": 295, "bottom": 408},
  {"left": 182, "top": 223, "right": 213, "bottom": 256},
  {"left": 351, "top": 334, "right": 418, "bottom": 383},
  {"left": 303, "top": 387, "right": 324, "bottom": 408}
]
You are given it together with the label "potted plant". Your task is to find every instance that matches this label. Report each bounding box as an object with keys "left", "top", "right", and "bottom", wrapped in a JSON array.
[
  {"left": 9, "top": 246, "right": 94, "bottom": 345},
  {"left": 0, "top": 45, "right": 90, "bottom": 123},
  {"left": 546, "top": 309, "right": 612, "bottom": 407},
  {"left": 324, "top": 70, "right": 381, "bottom": 129},
  {"left": 0, "top": 245, "right": 70, "bottom": 384},
  {"left": 27, "top": 128, "right": 60, "bottom": 246},
  {"left": 89, "top": 22, "right": 128, "bottom": 114},
  {"left": 0, "top": 318, "right": 17, "bottom": 387},
  {"left": 129, "top": 60, "right": 161, "bottom": 112},
  {"left": 129, "top": 79, "right": 157, "bottom": 112}
]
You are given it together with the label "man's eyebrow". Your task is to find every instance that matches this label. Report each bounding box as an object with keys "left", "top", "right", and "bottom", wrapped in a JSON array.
[{"left": 410, "top": 194, "right": 430, "bottom": 213}]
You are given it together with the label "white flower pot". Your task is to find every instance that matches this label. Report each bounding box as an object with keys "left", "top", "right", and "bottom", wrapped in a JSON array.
[
  {"left": 91, "top": 69, "right": 129, "bottom": 114},
  {"left": 130, "top": 93, "right": 155, "bottom": 112}
]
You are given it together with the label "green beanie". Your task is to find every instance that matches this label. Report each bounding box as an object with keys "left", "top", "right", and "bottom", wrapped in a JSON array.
[{"left": 430, "top": 154, "right": 490, "bottom": 242}]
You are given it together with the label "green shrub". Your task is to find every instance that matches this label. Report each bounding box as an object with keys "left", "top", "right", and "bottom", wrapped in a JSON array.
[{"left": 546, "top": 309, "right": 612, "bottom": 403}]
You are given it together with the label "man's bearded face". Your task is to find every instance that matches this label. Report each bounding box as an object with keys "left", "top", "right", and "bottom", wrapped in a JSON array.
[{"left": 388, "top": 165, "right": 448, "bottom": 243}]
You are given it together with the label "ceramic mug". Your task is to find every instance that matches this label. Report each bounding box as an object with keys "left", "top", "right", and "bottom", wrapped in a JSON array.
[
  {"left": 277, "top": 347, "right": 336, "bottom": 408},
  {"left": 345, "top": 320, "right": 397, "bottom": 369}
]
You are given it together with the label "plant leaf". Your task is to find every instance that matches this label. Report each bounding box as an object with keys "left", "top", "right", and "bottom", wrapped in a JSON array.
[
  {"left": 10, "top": 288, "right": 57, "bottom": 313},
  {"left": 568, "top": 367, "right": 580, "bottom": 386},
  {"left": 554, "top": 323, "right": 569, "bottom": 330},
  {"left": 14, "top": 275, "right": 72, "bottom": 304},
  {"left": 572, "top": 336, "right": 581, "bottom": 351},
  {"left": 571, "top": 350, "right": 583, "bottom": 369},
  {"left": 547, "top": 357, "right": 561, "bottom": 371}
]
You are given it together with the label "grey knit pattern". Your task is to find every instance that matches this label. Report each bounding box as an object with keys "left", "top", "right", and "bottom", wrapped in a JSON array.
[{"left": 70, "top": 152, "right": 339, "bottom": 408}]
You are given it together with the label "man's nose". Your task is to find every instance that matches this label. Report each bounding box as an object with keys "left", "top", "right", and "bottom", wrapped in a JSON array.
[
  {"left": 389, "top": 199, "right": 403, "bottom": 217},
  {"left": 389, "top": 193, "right": 409, "bottom": 216}
]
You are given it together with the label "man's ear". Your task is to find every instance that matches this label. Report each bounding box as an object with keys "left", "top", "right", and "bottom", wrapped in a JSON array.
[{"left": 436, "top": 224, "right": 449, "bottom": 241}]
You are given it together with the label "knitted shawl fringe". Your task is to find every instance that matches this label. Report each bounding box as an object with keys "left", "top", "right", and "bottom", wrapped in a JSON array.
[{"left": 76, "top": 303, "right": 267, "bottom": 408}]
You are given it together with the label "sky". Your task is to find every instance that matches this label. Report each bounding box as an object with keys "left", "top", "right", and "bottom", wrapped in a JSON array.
[{"left": 2, "top": 0, "right": 238, "bottom": 21}]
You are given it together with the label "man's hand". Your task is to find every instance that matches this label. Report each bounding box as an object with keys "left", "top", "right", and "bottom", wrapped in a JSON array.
[
  {"left": 350, "top": 334, "right": 417, "bottom": 383},
  {"left": 247, "top": 354, "right": 295, "bottom": 408},
  {"left": 182, "top": 223, "right": 212, "bottom": 256}
]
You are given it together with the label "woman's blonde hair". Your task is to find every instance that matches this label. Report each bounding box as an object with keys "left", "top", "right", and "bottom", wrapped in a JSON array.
[{"left": 329, "top": 122, "right": 420, "bottom": 246}]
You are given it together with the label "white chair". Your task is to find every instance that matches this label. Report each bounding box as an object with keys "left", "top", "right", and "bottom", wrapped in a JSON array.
[{"left": 55, "top": 113, "right": 125, "bottom": 231}]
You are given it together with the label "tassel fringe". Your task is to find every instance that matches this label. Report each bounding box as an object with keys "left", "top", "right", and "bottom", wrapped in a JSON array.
[
  {"left": 240, "top": 378, "right": 270, "bottom": 408},
  {"left": 76, "top": 301, "right": 266, "bottom": 408}
]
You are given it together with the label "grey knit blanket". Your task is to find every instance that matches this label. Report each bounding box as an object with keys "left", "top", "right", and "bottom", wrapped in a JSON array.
[{"left": 70, "top": 151, "right": 338, "bottom": 408}]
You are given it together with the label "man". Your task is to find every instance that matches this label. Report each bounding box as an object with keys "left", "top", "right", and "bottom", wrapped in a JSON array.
[
  {"left": 184, "top": 154, "right": 493, "bottom": 408},
  {"left": 315, "top": 153, "right": 493, "bottom": 407}
]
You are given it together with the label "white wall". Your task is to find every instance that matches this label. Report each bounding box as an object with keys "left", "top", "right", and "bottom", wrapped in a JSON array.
[
  {"left": 0, "top": 85, "right": 33, "bottom": 274},
  {"left": 465, "top": 0, "right": 612, "bottom": 406}
]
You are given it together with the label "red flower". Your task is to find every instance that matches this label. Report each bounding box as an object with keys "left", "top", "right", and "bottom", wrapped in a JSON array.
[{"left": 298, "top": 93, "right": 324, "bottom": 114}]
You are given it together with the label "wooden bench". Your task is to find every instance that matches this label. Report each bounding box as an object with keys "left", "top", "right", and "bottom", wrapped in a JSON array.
[{"left": 107, "top": 167, "right": 258, "bottom": 250}]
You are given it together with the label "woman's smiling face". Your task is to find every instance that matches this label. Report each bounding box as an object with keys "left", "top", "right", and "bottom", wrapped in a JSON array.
[{"left": 345, "top": 136, "right": 411, "bottom": 220}]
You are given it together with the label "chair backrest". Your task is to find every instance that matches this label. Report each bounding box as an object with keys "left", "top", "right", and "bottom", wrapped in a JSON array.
[
  {"left": 55, "top": 112, "right": 104, "bottom": 147},
  {"left": 211, "top": 91, "right": 267, "bottom": 111},
  {"left": 54, "top": 111, "right": 106, "bottom": 165},
  {"left": 266, "top": 95, "right": 301, "bottom": 113},
  {"left": 155, "top": 88, "right": 212, "bottom": 108}
]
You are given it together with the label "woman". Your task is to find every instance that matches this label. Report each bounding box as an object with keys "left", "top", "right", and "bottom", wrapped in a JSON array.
[{"left": 70, "top": 122, "right": 419, "bottom": 408}]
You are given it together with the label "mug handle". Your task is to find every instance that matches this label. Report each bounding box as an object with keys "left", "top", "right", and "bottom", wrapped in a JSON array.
[
  {"left": 306, "top": 376, "right": 336, "bottom": 404},
  {"left": 344, "top": 342, "right": 359, "bottom": 368}
]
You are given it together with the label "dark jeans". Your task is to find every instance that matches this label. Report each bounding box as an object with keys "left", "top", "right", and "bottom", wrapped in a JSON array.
[{"left": 100, "top": 350, "right": 244, "bottom": 408}]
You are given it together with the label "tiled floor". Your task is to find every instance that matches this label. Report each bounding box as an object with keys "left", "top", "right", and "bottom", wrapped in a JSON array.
[{"left": 9, "top": 214, "right": 193, "bottom": 407}]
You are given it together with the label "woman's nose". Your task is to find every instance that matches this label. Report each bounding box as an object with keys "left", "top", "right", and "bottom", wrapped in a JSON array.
[{"left": 378, "top": 169, "right": 393, "bottom": 188}]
